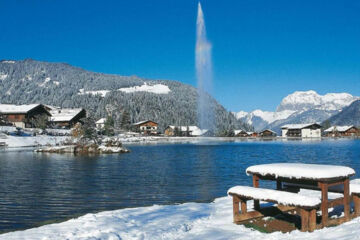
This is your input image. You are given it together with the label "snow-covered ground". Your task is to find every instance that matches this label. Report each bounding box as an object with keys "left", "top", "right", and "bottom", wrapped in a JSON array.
[
  {"left": 2, "top": 135, "right": 68, "bottom": 148},
  {"left": 1, "top": 189, "right": 359, "bottom": 240}
]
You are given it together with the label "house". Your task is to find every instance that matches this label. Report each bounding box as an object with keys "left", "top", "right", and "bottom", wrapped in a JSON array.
[
  {"left": 49, "top": 108, "right": 86, "bottom": 128},
  {"left": 96, "top": 118, "right": 107, "bottom": 129},
  {"left": 234, "top": 130, "right": 249, "bottom": 137},
  {"left": 164, "top": 125, "right": 208, "bottom": 137},
  {"left": 324, "top": 126, "right": 358, "bottom": 137},
  {"left": 0, "top": 104, "right": 51, "bottom": 128},
  {"left": 259, "top": 129, "right": 277, "bottom": 137},
  {"left": 281, "top": 123, "right": 322, "bottom": 138},
  {"left": 133, "top": 120, "right": 158, "bottom": 135},
  {"left": 246, "top": 132, "right": 258, "bottom": 137}
]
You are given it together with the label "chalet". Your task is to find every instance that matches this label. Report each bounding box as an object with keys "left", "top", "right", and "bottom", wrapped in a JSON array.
[
  {"left": 324, "top": 125, "right": 358, "bottom": 137},
  {"left": 49, "top": 108, "right": 86, "bottom": 128},
  {"left": 133, "top": 120, "right": 158, "bottom": 135},
  {"left": 164, "top": 125, "right": 208, "bottom": 137},
  {"left": 247, "top": 132, "right": 258, "bottom": 137},
  {"left": 281, "top": 123, "right": 322, "bottom": 138},
  {"left": 0, "top": 104, "right": 50, "bottom": 128},
  {"left": 96, "top": 118, "right": 107, "bottom": 129},
  {"left": 259, "top": 129, "right": 277, "bottom": 137},
  {"left": 234, "top": 130, "right": 249, "bottom": 137}
]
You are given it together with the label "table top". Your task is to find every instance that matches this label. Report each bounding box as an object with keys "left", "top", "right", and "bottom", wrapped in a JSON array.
[{"left": 246, "top": 163, "right": 355, "bottom": 181}]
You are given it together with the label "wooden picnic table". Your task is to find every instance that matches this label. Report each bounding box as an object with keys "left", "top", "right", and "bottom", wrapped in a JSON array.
[{"left": 246, "top": 163, "right": 356, "bottom": 228}]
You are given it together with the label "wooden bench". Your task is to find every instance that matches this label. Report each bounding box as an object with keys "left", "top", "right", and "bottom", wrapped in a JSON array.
[
  {"left": 284, "top": 179, "right": 360, "bottom": 218},
  {"left": 228, "top": 186, "right": 321, "bottom": 232}
]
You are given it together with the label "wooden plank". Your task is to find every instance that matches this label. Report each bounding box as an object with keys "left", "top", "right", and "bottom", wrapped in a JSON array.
[
  {"left": 309, "top": 209, "right": 317, "bottom": 232},
  {"left": 327, "top": 217, "right": 347, "bottom": 226},
  {"left": 319, "top": 182, "right": 329, "bottom": 227},
  {"left": 252, "top": 175, "right": 260, "bottom": 210},
  {"left": 327, "top": 197, "right": 344, "bottom": 208},
  {"left": 353, "top": 194, "right": 360, "bottom": 217},
  {"left": 232, "top": 195, "right": 240, "bottom": 222},
  {"left": 241, "top": 199, "right": 247, "bottom": 214},
  {"left": 300, "top": 209, "right": 309, "bottom": 232},
  {"left": 234, "top": 210, "right": 264, "bottom": 223},
  {"left": 343, "top": 179, "right": 350, "bottom": 221}
]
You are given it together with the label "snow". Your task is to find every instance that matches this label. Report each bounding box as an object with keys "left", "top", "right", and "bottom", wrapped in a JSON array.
[
  {"left": 118, "top": 83, "right": 171, "bottom": 94},
  {"left": 39, "top": 77, "right": 51, "bottom": 87},
  {"left": 1, "top": 190, "right": 360, "bottom": 240},
  {"left": 0, "top": 73, "right": 8, "bottom": 80},
  {"left": 166, "top": 125, "right": 208, "bottom": 136},
  {"left": 96, "top": 118, "right": 107, "bottom": 124},
  {"left": 78, "top": 83, "right": 171, "bottom": 98},
  {"left": 50, "top": 108, "right": 84, "bottom": 122},
  {"left": 234, "top": 109, "right": 295, "bottom": 125},
  {"left": 246, "top": 163, "right": 355, "bottom": 180},
  {"left": 0, "top": 60, "right": 15, "bottom": 64},
  {"left": 324, "top": 126, "right": 354, "bottom": 133},
  {"left": 53, "top": 81, "right": 60, "bottom": 86},
  {"left": 281, "top": 123, "right": 321, "bottom": 130},
  {"left": 279, "top": 90, "right": 358, "bottom": 111},
  {"left": 0, "top": 104, "right": 41, "bottom": 114},
  {"left": 3, "top": 135, "right": 68, "bottom": 148},
  {"left": 227, "top": 186, "right": 321, "bottom": 207}
]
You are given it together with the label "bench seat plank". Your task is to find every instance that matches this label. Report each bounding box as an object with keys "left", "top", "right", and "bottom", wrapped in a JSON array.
[{"left": 228, "top": 186, "right": 321, "bottom": 208}]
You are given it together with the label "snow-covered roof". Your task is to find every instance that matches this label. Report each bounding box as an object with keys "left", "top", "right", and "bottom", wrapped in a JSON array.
[
  {"left": 260, "top": 129, "right": 276, "bottom": 134},
  {"left": 281, "top": 123, "right": 321, "bottom": 129},
  {"left": 324, "top": 125, "right": 355, "bottom": 133},
  {"left": 234, "top": 130, "right": 247, "bottom": 135},
  {"left": 228, "top": 186, "right": 321, "bottom": 208},
  {"left": 50, "top": 108, "right": 84, "bottom": 122},
  {"left": 246, "top": 163, "right": 355, "bottom": 180},
  {"left": 0, "top": 104, "right": 42, "bottom": 114},
  {"left": 133, "top": 120, "right": 158, "bottom": 126},
  {"left": 96, "top": 118, "right": 107, "bottom": 124}
]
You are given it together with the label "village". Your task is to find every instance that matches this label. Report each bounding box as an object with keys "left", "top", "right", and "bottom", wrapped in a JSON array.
[{"left": 0, "top": 103, "right": 359, "bottom": 148}]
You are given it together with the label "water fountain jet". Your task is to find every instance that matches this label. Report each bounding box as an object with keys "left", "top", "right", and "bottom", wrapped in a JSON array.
[{"left": 196, "top": 2, "right": 214, "bottom": 131}]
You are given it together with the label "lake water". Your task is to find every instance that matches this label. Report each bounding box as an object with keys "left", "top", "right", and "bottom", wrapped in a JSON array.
[{"left": 0, "top": 139, "right": 359, "bottom": 233}]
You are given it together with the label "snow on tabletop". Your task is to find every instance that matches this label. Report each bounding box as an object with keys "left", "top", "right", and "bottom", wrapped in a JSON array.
[
  {"left": 227, "top": 186, "right": 321, "bottom": 207},
  {"left": 1, "top": 190, "right": 360, "bottom": 240},
  {"left": 246, "top": 163, "right": 355, "bottom": 180}
]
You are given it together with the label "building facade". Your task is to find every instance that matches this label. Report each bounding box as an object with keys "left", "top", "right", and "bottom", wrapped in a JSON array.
[
  {"left": 281, "top": 123, "right": 322, "bottom": 138},
  {"left": 133, "top": 120, "right": 158, "bottom": 135}
]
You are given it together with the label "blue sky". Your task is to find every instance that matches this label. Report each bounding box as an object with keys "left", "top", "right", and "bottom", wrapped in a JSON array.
[{"left": 1, "top": 0, "right": 360, "bottom": 112}]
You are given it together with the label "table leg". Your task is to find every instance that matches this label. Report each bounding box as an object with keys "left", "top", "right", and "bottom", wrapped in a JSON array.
[
  {"left": 319, "top": 182, "right": 328, "bottom": 227},
  {"left": 276, "top": 180, "right": 282, "bottom": 190},
  {"left": 252, "top": 175, "right": 260, "bottom": 210},
  {"left": 343, "top": 179, "right": 350, "bottom": 221}
]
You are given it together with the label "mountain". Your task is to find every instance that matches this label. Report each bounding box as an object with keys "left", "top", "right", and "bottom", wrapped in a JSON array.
[
  {"left": 235, "top": 90, "right": 358, "bottom": 132},
  {"left": 0, "top": 59, "right": 251, "bottom": 132},
  {"left": 326, "top": 100, "right": 360, "bottom": 126}
]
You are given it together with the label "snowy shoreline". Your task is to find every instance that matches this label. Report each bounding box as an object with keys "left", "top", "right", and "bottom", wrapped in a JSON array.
[{"left": 1, "top": 190, "right": 359, "bottom": 240}]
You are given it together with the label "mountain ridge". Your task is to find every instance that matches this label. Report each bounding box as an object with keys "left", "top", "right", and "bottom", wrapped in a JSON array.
[{"left": 0, "top": 59, "right": 251, "bottom": 132}]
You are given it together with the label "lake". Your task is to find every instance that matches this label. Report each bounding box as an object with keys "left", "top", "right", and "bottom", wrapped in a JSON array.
[{"left": 0, "top": 139, "right": 359, "bottom": 233}]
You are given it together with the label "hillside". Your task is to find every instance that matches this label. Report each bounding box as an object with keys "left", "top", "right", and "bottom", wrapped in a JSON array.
[
  {"left": 0, "top": 59, "right": 250, "bottom": 132},
  {"left": 327, "top": 100, "right": 360, "bottom": 126}
]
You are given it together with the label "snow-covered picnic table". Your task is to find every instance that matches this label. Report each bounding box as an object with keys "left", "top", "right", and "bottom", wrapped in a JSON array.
[{"left": 246, "top": 163, "right": 356, "bottom": 228}]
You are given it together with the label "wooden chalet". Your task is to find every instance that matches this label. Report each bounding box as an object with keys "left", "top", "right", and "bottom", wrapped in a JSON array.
[
  {"left": 49, "top": 108, "right": 86, "bottom": 128},
  {"left": 0, "top": 104, "right": 50, "bottom": 128},
  {"left": 133, "top": 120, "right": 158, "bottom": 135},
  {"left": 324, "top": 126, "right": 359, "bottom": 137},
  {"left": 259, "top": 129, "right": 277, "bottom": 137},
  {"left": 234, "top": 130, "right": 249, "bottom": 137}
]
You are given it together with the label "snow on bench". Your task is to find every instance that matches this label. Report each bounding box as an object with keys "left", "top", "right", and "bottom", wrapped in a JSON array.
[
  {"left": 246, "top": 163, "right": 355, "bottom": 180},
  {"left": 228, "top": 186, "right": 321, "bottom": 208}
]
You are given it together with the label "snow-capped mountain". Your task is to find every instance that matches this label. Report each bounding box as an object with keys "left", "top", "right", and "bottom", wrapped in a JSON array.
[{"left": 235, "top": 90, "right": 359, "bottom": 132}]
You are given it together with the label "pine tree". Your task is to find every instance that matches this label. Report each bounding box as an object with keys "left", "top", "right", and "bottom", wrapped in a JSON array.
[
  {"left": 104, "top": 115, "right": 115, "bottom": 136},
  {"left": 120, "top": 110, "right": 131, "bottom": 130}
]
